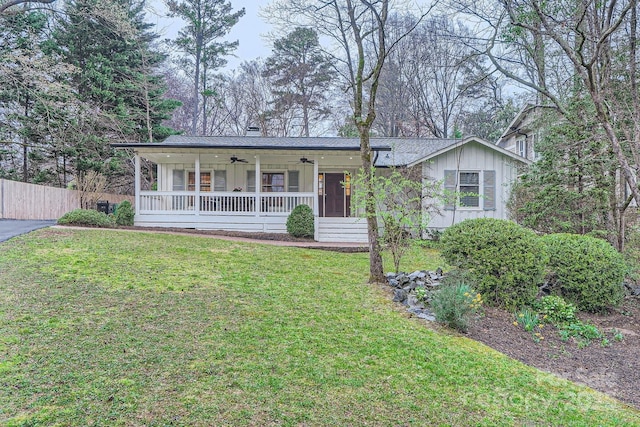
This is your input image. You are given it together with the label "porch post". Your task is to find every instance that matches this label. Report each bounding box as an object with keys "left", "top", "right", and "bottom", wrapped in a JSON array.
[
  {"left": 313, "top": 156, "right": 319, "bottom": 241},
  {"left": 195, "top": 153, "right": 200, "bottom": 215},
  {"left": 134, "top": 153, "right": 141, "bottom": 216},
  {"left": 255, "top": 155, "right": 261, "bottom": 218}
]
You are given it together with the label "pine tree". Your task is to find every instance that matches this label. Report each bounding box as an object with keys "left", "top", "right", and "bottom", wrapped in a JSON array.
[
  {"left": 166, "top": 0, "right": 245, "bottom": 136},
  {"left": 263, "top": 27, "right": 335, "bottom": 137}
]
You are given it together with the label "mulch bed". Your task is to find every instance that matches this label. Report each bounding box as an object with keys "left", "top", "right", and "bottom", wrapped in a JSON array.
[{"left": 465, "top": 297, "right": 640, "bottom": 410}]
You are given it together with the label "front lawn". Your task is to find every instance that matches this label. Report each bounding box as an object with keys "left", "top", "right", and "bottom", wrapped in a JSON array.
[{"left": 0, "top": 228, "right": 638, "bottom": 426}]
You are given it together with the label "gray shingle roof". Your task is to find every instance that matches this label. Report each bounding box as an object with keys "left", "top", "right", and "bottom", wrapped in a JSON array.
[
  {"left": 374, "top": 138, "right": 460, "bottom": 167},
  {"left": 113, "top": 135, "right": 392, "bottom": 151},
  {"left": 112, "top": 135, "right": 466, "bottom": 166}
]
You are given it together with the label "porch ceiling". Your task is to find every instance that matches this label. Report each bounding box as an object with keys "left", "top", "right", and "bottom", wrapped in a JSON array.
[{"left": 136, "top": 149, "right": 365, "bottom": 167}]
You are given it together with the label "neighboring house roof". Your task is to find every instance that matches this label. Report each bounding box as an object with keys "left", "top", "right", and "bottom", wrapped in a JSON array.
[
  {"left": 378, "top": 137, "right": 533, "bottom": 167},
  {"left": 497, "top": 103, "right": 538, "bottom": 145},
  {"left": 112, "top": 135, "right": 393, "bottom": 151}
]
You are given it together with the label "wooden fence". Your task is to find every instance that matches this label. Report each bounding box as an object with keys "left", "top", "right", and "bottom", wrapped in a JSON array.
[{"left": 0, "top": 179, "right": 134, "bottom": 220}]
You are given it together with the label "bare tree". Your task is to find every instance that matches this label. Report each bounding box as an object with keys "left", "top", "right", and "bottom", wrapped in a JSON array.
[
  {"left": 266, "top": 0, "right": 436, "bottom": 282},
  {"left": 0, "top": 0, "right": 55, "bottom": 14},
  {"left": 457, "top": 0, "right": 640, "bottom": 205}
]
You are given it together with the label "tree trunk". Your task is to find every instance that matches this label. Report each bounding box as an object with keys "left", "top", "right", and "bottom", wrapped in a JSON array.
[
  {"left": 359, "top": 131, "right": 384, "bottom": 282},
  {"left": 191, "top": 31, "right": 203, "bottom": 136}
]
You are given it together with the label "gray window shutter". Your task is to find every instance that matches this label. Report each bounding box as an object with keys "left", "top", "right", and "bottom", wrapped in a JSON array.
[
  {"left": 483, "top": 170, "right": 496, "bottom": 210},
  {"left": 444, "top": 170, "right": 456, "bottom": 210}
]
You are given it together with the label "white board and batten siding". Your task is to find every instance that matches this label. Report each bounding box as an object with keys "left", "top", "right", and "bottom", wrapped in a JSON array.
[{"left": 423, "top": 141, "right": 520, "bottom": 230}]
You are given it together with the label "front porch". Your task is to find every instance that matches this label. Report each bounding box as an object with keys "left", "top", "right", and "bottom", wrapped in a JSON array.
[{"left": 129, "top": 144, "right": 370, "bottom": 243}]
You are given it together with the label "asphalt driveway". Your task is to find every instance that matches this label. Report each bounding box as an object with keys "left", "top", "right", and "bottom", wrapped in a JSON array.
[{"left": 0, "top": 219, "right": 55, "bottom": 243}]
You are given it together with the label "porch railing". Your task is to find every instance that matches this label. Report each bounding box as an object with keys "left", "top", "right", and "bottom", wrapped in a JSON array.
[{"left": 139, "top": 191, "right": 315, "bottom": 216}]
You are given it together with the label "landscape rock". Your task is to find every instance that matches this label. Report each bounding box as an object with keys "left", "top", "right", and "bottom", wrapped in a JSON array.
[
  {"left": 406, "top": 293, "right": 424, "bottom": 310},
  {"left": 386, "top": 269, "right": 445, "bottom": 322},
  {"left": 393, "top": 288, "right": 408, "bottom": 303}
]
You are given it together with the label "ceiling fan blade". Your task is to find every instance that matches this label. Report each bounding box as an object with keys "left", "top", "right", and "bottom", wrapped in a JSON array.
[{"left": 300, "top": 157, "right": 314, "bottom": 164}]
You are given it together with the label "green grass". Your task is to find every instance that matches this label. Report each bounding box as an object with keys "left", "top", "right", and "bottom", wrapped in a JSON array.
[{"left": 0, "top": 228, "right": 638, "bottom": 426}]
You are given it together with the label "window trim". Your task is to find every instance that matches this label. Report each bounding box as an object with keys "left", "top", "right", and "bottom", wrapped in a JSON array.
[
  {"left": 458, "top": 171, "right": 480, "bottom": 209},
  {"left": 261, "top": 171, "right": 286, "bottom": 193}
]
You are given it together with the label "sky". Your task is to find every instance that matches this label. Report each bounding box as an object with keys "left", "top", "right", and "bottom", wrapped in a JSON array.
[{"left": 146, "top": 0, "right": 274, "bottom": 72}]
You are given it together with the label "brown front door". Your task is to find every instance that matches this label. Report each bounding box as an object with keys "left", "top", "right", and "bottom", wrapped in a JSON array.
[{"left": 320, "top": 173, "right": 350, "bottom": 217}]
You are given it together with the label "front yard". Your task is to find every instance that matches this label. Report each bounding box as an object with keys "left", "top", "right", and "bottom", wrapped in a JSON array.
[{"left": 0, "top": 229, "right": 638, "bottom": 426}]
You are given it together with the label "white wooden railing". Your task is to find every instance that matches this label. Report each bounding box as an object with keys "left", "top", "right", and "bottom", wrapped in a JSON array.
[{"left": 139, "top": 191, "right": 315, "bottom": 216}]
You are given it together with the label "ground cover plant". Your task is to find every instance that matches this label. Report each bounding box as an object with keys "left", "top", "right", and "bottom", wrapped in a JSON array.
[{"left": 1, "top": 229, "right": 638, "bottom": 426}]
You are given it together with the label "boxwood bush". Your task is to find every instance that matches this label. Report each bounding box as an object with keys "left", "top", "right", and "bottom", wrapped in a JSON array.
[
  {"left": 440, "top": 218, "right": 547, "bottom": 310},
  {"left": 286, "top": 204, "right": 314, "bottom": 238},
  {"left": 58, "top": 209, "right": 115, "bottom": 228},
  {"left": 540, "top": 233, "right": 627, "bottom": 312},
  {"left": 114, "top": 200, "right": 134, "bottom": 226}
]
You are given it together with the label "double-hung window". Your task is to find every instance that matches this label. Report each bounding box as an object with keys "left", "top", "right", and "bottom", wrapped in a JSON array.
[
  {"left": 262, "top": 172, "right": 285, "bottom": 192},
  {"left": 444, "top": 170, "right": 495, "bottom": 210},
  {"left": 459, "top": 172, "right": 480, "bottom": 207}
]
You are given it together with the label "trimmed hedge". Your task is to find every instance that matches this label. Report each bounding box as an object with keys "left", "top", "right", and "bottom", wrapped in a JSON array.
[
  {"left": 286, "top": 204, "right": 314, "bottom": 238},
  {"left": 541, "top": 233, "right": 626, "bottom": 312},
  {"left": 58, "top": 209, "right": 115, "bottom": 228},
  {"left": 440, "top": 218, "right": 547, "bottom": 310},
  {"left": 115, "top": 200, "right": 134, "bottom": 226}
]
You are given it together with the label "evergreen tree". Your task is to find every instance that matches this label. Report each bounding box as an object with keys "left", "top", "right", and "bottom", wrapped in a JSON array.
[
  {"left": 0, "top": 9, "right": 77, "bottom": 184},
  {"left": 166, "top": 0, "right": 245, "bottom": 135},
  {"left": 508, "top": 98, "right": 620, "bottom": 245},
  {"left": 262, "top": 27, "right": 335, "bottom": 137}
]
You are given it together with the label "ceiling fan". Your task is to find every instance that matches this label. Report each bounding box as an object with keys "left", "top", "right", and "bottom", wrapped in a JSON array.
[
  {"left": 299, "top": 157, "right": 314, "bottom": 164},
  {"left": 230, "top": 156, "right": 248, "bottom": 164}
]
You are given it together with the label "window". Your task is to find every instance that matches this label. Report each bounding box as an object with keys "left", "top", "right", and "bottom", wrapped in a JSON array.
[
  {"left": 459, "top": 172, "right": 480, "bottom": 207},
  {"left": 444, "top": 170, "right": 494, "bottom": 210},
  {"left": 288, "top": 171, "right": 299, "bottom": 192},
  {"left": 188, "top": 172, "right": 211, "bottom": 191},
  {"left": 517, "top": 137, "right": 527, "bottom": 158},
  {"left": 262, "top": 172, "right": 285, "bottom": 192},
  {"left": 172, "top": 170, "right": 185, "bottom": 191},
  {"left": 247, "top": 170, "right": 256, "bottom": 192},
  {"left": 214, "top": 170, "right": 226, "bottom": 191}
]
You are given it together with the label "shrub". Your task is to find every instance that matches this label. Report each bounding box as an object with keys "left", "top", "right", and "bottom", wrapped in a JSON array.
[
  {"left": 114, "top": 200, "right": 134, "bottom": 226},
  {"left": 440, "top": 218, "right": 547, "bottom": 310},
  {"left": 58, "top": 209, "right": 115, "bottom": 228},
  {"left": 541, "top": 233, "right": 627, "bottom": 312},
  {"left": 532, "top": 295, "right": 577, "bottom": 325},
  {"left": 430, "top": 272, "right": 483, "bottom": 333},
  {"left": 286, "top": 204, "right": 314, "bottom": 238}
]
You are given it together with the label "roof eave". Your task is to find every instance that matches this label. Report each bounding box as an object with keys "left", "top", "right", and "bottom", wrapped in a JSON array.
[
  {"left": 407, "top": 136, "right": 532, "bottom": 167},
  {"left": 110, "top": 143, "right": 391, "bottom": 152}
]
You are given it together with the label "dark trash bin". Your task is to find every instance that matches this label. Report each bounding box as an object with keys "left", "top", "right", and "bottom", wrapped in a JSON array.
[{"left": 97, "top": 201, "right": 109, "bottom": 214}]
